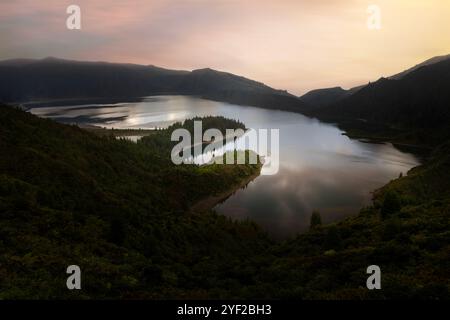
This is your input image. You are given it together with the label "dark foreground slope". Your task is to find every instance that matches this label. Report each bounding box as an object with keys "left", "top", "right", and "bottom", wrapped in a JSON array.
[
  {"left": 0, "top": 105, "right": 267, "bottom": 299},
  {"left": 0, "top": 58, "right": 304, "bottom": 112},
  {"left": 0, "top": 106, "right": 449, "bottom": 299},
  {"left": 264, "top": 143, "right": 450, "bottom": 299}
]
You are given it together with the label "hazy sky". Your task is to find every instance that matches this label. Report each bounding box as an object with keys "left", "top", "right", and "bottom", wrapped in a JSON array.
[{"left": 1, "top": 0, "right": 450, "bottom": 95}]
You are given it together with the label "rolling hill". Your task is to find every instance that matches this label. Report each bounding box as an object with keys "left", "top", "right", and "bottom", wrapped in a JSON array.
[
  {"left": 0, "top": 57, "right": 304, "bottom": 112},
  {"left": 314, "top": 60, "right": 450, "bottom": 127},
  {"left": 300, "top": 55, "right": 450, "bottom": 111},
  {"left": 298, "top": 86, "right": 348, "bottom": 109}
]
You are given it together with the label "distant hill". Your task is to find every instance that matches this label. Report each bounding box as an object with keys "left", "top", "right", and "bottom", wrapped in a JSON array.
[
  {"left": 298, "top": 86, "right": 348, "bottom": 109},
  {"left": 390, "top": 54, "right": 450, "bottom": 80},
  {"left": 0, "top": 57, "right": 304, "bottom": 112},
  {"left": 300, "top": 54, "right": 450, "bottom": 109},
  {"left": 308, "top": 59, "right": 450, "bottom": 144}
]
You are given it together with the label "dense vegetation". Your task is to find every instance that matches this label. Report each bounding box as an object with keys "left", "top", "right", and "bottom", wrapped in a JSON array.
[
  {"left": 1, "top": 104, "right": 448, "bottom": 299},
  {"left": 285, "top": 58, "right": 450, "bottom": 299},
  {"left": 261, "top": 142, "right": 450, "bottom": 299},
  {"left": 0, "top": 106, "right": 265, "bottom": 299},
  {"left": 3, "top": 54, "right": 450, "bottom": 302}
]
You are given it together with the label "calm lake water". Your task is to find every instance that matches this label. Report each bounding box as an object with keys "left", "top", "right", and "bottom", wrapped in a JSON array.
[{"left": 30, "top": 95, "right": 420, "bottom": 239}]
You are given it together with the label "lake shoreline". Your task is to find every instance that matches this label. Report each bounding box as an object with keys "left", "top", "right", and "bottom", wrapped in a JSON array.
[
  {"left": 190, "top": 168, "right": 261, "bottom": 213},
  {"left": 27, "top": 95, "right": 421, "bottom": 237},
  {"left": 82, "top": 125, "right": 157, "bottom": 138}
]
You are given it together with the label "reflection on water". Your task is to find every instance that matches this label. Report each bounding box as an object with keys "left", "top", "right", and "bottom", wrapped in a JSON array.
[{"left": 30, "top": 95, "right": 420, "bottom": 239}]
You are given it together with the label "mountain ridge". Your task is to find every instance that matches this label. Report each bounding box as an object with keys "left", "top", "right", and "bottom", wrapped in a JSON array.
[
  {"left": 299, "top": 54, "right": 450, "bottom": 109},
  {"left": 0, "top": 57, "right": 304, "bottom": 112},
  {"left": 305, "top": 58, "right": 450, "bottom": 145}
]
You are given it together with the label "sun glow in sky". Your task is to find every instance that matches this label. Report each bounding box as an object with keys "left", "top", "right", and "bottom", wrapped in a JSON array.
[{"left": 1, "top": 0, "right": 450, "bottom": 95}]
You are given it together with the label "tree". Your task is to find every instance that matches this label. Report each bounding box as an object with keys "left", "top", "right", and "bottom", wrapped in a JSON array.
[
  {"left": 324, "top": 226, "right": 342, "bottom": 250},
  {"left": 109, "top": 218, "right": 126, "bottom": 245},
  {"left": 380, "top": 190, "right": 401, "bottom": 219},
  {"left": 310, "top": 210, "right": 322, "bottom": 230}
]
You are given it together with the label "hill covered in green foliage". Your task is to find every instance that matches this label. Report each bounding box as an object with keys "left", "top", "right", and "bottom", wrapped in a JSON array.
[
  {"left": 260, "top": 142, "right": 450, "bottom": 299},
  {"left": 0, "top": 106, "right": 265, "bottom": 298},
  {"left": 0, "top": 105, "right": 448, "bottom": 299}
]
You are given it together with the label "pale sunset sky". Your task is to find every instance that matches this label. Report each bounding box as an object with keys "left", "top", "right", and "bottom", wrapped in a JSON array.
[{"left": 1, "top": 0, "right": 450, "bottom": 95}]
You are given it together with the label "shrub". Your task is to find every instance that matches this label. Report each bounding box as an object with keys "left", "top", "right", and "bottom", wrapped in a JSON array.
[
  {"left": 381, "top": 191, "right": 401, "bottom": 219},
  {"left": 310, "top": 210, "right": 322, "bottom": 230}
]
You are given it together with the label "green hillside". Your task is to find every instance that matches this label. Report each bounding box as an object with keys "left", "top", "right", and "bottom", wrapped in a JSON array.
[
  {"left": 260, "top": 143, "right": 450, "bottom": 299},
  {"left": 0, "top": 105, "right": 448, "bottom": 299},
  {"left": 0, "top": 105, "right": 265, "bottom": 299}
]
